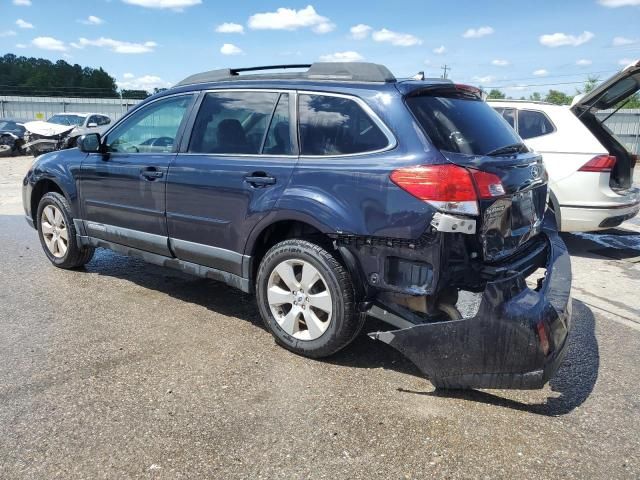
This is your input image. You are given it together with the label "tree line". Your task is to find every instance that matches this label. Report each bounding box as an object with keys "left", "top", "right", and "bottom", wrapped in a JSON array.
[
  {"left": 0, "top": 54, "right": 153, "bottom": 99},
  {"left": 486, "top": 76, "right": 640, "bottom": 108}
]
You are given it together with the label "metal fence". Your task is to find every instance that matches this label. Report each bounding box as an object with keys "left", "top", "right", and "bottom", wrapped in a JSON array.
[
  {"left": 0, "top": 95, "right": 143, "bottom": 123},
  {"left": 596, "top": 109, "right": 640, "bottom": 154}
]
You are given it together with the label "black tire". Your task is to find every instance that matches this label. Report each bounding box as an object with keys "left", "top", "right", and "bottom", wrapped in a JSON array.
[
  {"left": 256, "top": 239, "right": 366, "bottom": 358},
  {"left": 36, "top": 192, "right": 95, "bottom": 269}
]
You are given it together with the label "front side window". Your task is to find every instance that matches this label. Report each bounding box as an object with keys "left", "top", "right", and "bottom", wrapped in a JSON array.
[
  {"left": 189, "top": 91, "right": 279, "bottom": 154},
  {"left": 407, "top": 93, "right": 521, "bottom": 155},
  {"left": 87, "top": 115, "right": 100, "bottom": 126},
  {"left": 106, "top": 95, "right": 192, "bottom": 153},
  {"left": 517, "top": 110, "right": 555, "bottom": 139},
  {"left": 98, "top": 116, "right": 111, "bottom": 126},
  {"left": 298, "top": 94, "right": 389, "bottom": 156}
]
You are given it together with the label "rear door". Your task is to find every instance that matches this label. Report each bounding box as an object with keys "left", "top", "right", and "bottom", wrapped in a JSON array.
[
  {"left": 571, "top": 60, "right": 640, "bottom": 189},
  {"left": 79, "top": 94, "right": 195, "bottom": 255},
  {"left": 166, "top": 90, "right": 297, "bottom": 276}
]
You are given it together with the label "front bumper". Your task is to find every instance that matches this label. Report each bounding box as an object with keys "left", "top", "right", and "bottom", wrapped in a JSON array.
[{"left": 370, "top": 217, "right": 572, "bottom": 389}]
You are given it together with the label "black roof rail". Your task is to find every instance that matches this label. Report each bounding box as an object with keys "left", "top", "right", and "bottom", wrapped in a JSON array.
[{"left": 175, "top": 62, "right": 396, "bottom": 87}]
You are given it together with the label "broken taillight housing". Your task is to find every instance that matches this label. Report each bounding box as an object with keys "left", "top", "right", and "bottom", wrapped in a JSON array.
[
  {"left": 579, "top": 154, "right": 616, "bottom": 172},
  {"left": 390, "top": 164, "right": 505, "bottom": 216}
]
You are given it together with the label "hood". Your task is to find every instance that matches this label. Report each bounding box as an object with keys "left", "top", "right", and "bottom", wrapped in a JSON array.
[{"left": 24, "top": 120, "right": 75, "bottom": 137}]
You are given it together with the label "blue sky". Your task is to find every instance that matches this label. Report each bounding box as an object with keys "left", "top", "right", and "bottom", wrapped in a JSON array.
[{"left": 1, "top": 0, "right": 639, "bottom": 96}]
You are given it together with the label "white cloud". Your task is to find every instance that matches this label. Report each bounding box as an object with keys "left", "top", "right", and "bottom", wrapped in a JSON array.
[
  {"left": 350, "top": 24, "right": 372, "bottom": 39},
  {"left": 220, "top": 43, "right": 242, "bottom": 55},
  {"left": 539, "top": 31, "right": 594, "bottom": 47},
  {"left": 372, "top": 28, "right": 421, "bottom": 46},
  {"left": 76, "top": 37, "right": 157, "bottom": 53},
  {"left": 492, "top": 59, "right": 509, "bottom": 66},
  {"left": 13, "top": 0, "right": 31, "bottom": 5},
  {"left": 16, "top": 43, "right": 27, "bottom": 48},
  {"left": 433, "top": 45, "right": 446, "bottom": 55},
  {"left": 117, "top": 74, "right": 172, "bottom": 91},
  {"left": 612, "top": 36, "right": 637, "bottom": 46},
  {"left": 619, "top": 58, "right": 634, "bottom": 66},
  {"left": 121, "top": 0, "right": 201, "bottom": 9},
  {"left": 80, "top": 15, "right": 104, "bottom": 25},
  {"left": 472, "top": 75, "right": 495, "bottom": 83},
  {"left": 0, "top": 30, "right": 17, "bottom": 37},
  {"left": 248, "top": 6, "right": 335, "bottom": 34},
  {"left": 16, "top": 19, "right": 34, "bottom": 29},
  {"left": 533, "top": 69, "right": 549, "bottom": 76},
  {"left": 319, "top": 51, "right": 364, "bottom": 62},
  {"left": 598, "top": 0, "right": 640, "bottom": 6},
  {"left": 462, "top": 26, "right": 494, "bottom": 38},
  {"left": 215, "top": 22, "right": 244, "bottom": 34},
  {"left": 576, "top": 59, "right": 592, "bottom": 66},
  {"left": 32, "top": 36, "right": 67, "bottom": 51}
]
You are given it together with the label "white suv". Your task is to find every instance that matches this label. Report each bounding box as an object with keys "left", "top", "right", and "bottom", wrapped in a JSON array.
[{"left": 489, "top": 63, "right": 640, "bottom": 232}]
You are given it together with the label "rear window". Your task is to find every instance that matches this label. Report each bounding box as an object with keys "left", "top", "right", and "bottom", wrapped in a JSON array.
[{"left": 406, "top": 94, "right": 521, "bottom": 156}]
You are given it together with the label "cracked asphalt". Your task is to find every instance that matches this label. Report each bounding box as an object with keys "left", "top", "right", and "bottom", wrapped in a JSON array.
[{"left": 1, "top": 156, "right": 639, "bottom": 479}]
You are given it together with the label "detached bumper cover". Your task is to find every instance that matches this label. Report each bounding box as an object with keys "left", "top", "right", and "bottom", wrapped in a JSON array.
[{"left": 370, "top": 218, "right": 572, "bottom": 389}]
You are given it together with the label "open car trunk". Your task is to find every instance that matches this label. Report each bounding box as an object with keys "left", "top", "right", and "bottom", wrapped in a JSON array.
[{"left": 571, "top": 60, "right": 640, "bottom": 190}]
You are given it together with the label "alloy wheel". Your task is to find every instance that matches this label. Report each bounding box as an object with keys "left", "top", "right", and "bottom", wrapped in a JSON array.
[{"left": 41, "top": 205, "right": 68, "bottom": 258}]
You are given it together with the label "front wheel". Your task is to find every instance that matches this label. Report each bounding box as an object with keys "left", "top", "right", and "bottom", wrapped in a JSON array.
[
  {"left": 256, "top": 239, "right": 365, "bottom": 358},
  {"left": 36, "top": 192, "right": 95, "bottom": 269}
]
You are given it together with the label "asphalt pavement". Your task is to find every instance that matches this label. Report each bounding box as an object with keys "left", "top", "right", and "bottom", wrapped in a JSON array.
[{"left": 1, "top": 156, "right": 639, "bottom": 479}]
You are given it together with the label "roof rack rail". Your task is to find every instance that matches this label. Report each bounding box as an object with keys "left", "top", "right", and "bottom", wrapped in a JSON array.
[{"left": 175, "top": 62, "right": 396, "bottom": 87}]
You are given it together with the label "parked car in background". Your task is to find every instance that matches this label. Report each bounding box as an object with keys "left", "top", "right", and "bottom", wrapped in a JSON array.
[
  {"left": 23, "top": 112, "right": 112, "bottom": 155},
  {"left": 23, "top": 62, "right": 572, "bottom": 390},
  {"left": 0, "top": 119, "right": 26, "bottom": 156},
  {"left": 489, "top": 62, "right": 639, "bottom": 232}
]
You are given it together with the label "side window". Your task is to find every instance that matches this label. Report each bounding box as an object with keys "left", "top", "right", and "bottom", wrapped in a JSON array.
[
  {"left": 189, "top": 91, "right": 279, "bottom": 154},
  {"left": 262, "top": 94, "right": 292, "bottom": 155},
  {"left": 298, "top": 94, "right": 389, "bottom": 155},
  {"left": 106, "top": 95, "right": 192, "bottom": 153},
  {"left": 517, "top": 110, "right": 555, "bottom": 139},
  {"left": 496, "top": 108, "right": 516, "bottom": 129},
  {"left": 98, "top": 116, "right": 111, "bottom": 126},
  {"left": 87, "top": 115, "right": 99, "bottom": 126}
]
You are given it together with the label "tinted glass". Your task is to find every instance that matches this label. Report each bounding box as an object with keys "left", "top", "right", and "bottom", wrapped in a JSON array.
[
  {"left": 87, "top": 115, "right": 99, "bottom": 126},
  {"left": 517, "top": 110, "right": 555, "bottom": 139},
  {"left": 106, "top": 95, "right": 192, "bottom": 153},
  {"left": 298, "top": 94, "right": 388, "bottom": 155},
  {"left": 494, "top": 107, "right": 516, "bottom": 128},
  {"left": 98, "top": 116, "right": 111, "bottom": 126},
  {"left": 407, "top": 95, "right": 521, "bottom": 155},
  {"left": 262, "top": 94, "right": 292, "bottom": 155},
  {"left": 189, "top": 91, "right": 279, "bottom": 154}
]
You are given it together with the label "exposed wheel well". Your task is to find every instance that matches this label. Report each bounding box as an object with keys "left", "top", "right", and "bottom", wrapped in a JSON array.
[
  {"left": 250, "top": 220, "right": 330, "bottom": 282},
  {"left": 31, "top": 179, "right": 64, "bottom": 227}
]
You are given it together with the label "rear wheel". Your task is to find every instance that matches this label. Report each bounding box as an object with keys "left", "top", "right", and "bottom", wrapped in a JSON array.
[
  {"left": 36, "top": 192, "right": 95, "bottom": 269},
  {"left": 256, "top": 239, "right": 365, "bottom": 358}
]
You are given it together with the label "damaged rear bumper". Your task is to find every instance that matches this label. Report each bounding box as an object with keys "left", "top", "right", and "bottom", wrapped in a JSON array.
[{"left": 370, "top": 218, "right": 572, "bottom": 390}]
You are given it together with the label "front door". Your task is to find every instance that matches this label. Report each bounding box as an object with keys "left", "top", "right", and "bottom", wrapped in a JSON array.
[
  {"left": 166, "top": 90, "right": 297, "bottom": 275},
  {"left": 79, "top": 94, "right": 195, "bottom": 256}
]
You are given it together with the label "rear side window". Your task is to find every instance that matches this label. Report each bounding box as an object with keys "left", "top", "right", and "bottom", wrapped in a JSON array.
[
  {"left": 189, "top": 91, "right": 279, "bottom": 154},
  {"left": 517, "top": 110, "right": 555, "bottom": 139},
  {"left": 298, "top": 94, "right": 389, "bottom": 156},
  {"left": 262, "top": 94, "right": 292, "bottom": 155},
  {"left": 494, "top": 107, "right": 516, "bottom": 129},
  {"left": 407, "top": 94, "right": 521, "bottom": 156}
]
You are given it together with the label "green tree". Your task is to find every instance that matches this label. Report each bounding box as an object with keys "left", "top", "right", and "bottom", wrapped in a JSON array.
[
  {"left": 544, "top": 89, "right": 573, "bottom": 105},
  {"left": 529, "top": 92, "right": 542, "bottom": 101},
  {"left": 487, "top": 89, "right": 506, "bottom": 99}
]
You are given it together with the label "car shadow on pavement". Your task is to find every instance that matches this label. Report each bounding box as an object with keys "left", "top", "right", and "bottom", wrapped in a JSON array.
[
  {"left": 393, "top": 299, "right": 599, "bottom": 416},
  {"left": 87, "top": 249, "right": 599, "bottom": 416}
]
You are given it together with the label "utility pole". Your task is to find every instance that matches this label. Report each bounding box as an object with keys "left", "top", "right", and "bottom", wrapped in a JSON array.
[{"left": 441, "top": 64, "right": 450, "bottom": 80}]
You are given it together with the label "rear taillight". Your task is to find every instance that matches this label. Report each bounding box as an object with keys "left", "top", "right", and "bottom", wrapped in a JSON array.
[
  {"left": 579, "top": 154, "right": 616, "bottom": 172},
  {"left": 390, "top": 164, "right": 505, "bottom": 216}
]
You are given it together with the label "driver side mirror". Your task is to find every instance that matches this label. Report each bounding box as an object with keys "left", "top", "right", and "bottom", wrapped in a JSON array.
[
  {"left": 78, "top": 133, "right": 105, "bottom": 154},
  {"left": 87, "top": 122, "right": 98, "bottom": 128}
]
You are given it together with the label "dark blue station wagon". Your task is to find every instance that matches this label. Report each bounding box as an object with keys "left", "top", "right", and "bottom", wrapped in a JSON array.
[{"left": 23, "top": 62, "right": 572, "bottom": 389}]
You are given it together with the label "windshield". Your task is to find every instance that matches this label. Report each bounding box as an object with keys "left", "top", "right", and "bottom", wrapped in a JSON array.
[
  {"left": 406, "top": 94, "right": 522, "bottom": 156},
  {"left": 47, "top": 114, "right": 85, "bottom": 126},
  {"left": 0, "top": 121, "right": 12, "bottom": 130}
]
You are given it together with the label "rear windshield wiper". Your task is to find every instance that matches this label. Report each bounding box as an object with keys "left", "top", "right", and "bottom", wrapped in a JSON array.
[{"left": 486, "top": 143, "right": 528, "bottom": 157}]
